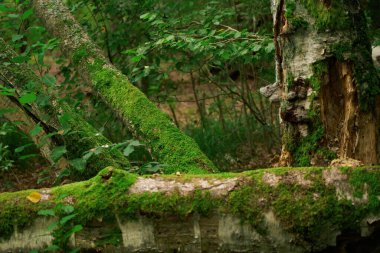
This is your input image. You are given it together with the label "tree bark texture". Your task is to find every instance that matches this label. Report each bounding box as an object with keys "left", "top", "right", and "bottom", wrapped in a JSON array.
[
  {"left": 269, "top": 0, "right": 380, "bottom": 166},
  {"left": 30, "top": 0, "right": 216, "bottom": 174},
  {"left": 0, "top": 166, "right": 379, "bottom": 252}
]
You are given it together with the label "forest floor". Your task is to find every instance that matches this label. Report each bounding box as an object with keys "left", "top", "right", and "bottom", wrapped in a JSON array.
[{"left": 0, "top": 159, "right": 53, "bottom": 192}]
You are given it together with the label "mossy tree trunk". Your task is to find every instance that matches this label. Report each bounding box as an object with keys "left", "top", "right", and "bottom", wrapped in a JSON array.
[
  {"left": 30, "top": 0, "right": 216, "bottom": 174},
  {"left": 268, "top": 0, "right": 380, "bottom": 166}
]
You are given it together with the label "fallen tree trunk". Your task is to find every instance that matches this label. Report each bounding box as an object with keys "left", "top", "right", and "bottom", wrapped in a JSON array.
[
  {"left": 30, "top": 0, "right": 216, "bottom": 174},
  {"left": 0, "top": 38, "right": 129, "bottom": 178},
  {"left": 1, "top": 166, "right": 379, "bottom": 252}
]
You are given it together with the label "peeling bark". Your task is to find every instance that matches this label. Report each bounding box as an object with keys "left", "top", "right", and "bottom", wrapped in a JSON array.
[
  {"left": 269, "top": 0, "right": 380, "bottom": 166},
  {"left": 30, "top": 0, "right": 216, "bottom": 174}
]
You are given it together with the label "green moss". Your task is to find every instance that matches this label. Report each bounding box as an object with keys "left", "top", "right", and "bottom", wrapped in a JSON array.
[
  {"left": 291, "top": 17, "right": 309, "bottom": 30},
  {"left": 285, "top": 0, "right": 296, "bottom": 18},
  {"left": 72, "top": 44, "right": 90, "bottom": 65},
  {"left": 286, "top": 72, "right": 295, "bottom": 89},
  {"left": 348, "top": 168, "right": 380, "bottom": 210},
  {"left": 60, "top": 106, "right": 130, "bottom": 179},
  {"left": 329, "top": 40, "right": 380, "bottom": 110},
  {"left": 0, "top": 190, "right": 39, "bottom": 239},
  {"left": 53, "top": 167, "right": 137, "bottom": 224},
  {"left": 250, "top": 168, "right": 380, "bottom": 242},
  {"left": 82, "top": 58, "right": 217, "bottom": 174},
  {"left": 308, "top": 61, "right": 328, "bottom": 92},
  {"left": 299, "top": 0, "right": 349, "bottom": 31},
  {"left": 1, "top": 167, "right": 380, "bottom": 245},
  {"left": 285, "top": 0, "right": 309, "bottom": 32},
  {"left": 293, "top": 123, "right": 324, "bottom": 166},
  {"left": 283, "top": 61, "right": 334, "bottom": 166},
  {"left": 227, "top": 185, "right": 266, "bottom": 228},
  {"left": 95, "top": 230, "right": 122, "bottom": 247}
]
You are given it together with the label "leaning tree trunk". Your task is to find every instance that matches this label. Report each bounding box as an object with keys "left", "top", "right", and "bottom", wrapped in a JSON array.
[
  {"left": 266, "top": 0, "right": 380, "bottom": 166},
  {"left": 30, "top": 0, "right": 216, "bottom": 174},
  {"left": 0, "top": 38, "right": 130, "bottom": 178}
]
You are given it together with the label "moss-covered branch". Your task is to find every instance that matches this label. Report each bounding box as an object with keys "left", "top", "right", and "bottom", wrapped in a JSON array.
[
  {"left": 1, "top": 166, "right": 379, "bottom": 252},
  {"left": 30, "top": 0, "right": 216, "bottom": 174},
  {"left": 0, "top": 37, "right": 129, "bottom": 178}
]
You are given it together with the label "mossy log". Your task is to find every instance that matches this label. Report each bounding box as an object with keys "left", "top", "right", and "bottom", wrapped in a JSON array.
[
  {"left": 267, "top": 0, "right": 380, "bottom": 166},
  {"left": 30, "top": 0, "right": 216, "bottom": 174},
  {"left": 1, "top": 167, "right": 379, "bottom": 252},
  {"left": 0, "top": 37, "right": 129, "bottom": 178}
]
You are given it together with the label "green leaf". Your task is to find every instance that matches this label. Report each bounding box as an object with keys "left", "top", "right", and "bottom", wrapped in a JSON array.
[
  {"left": 38, "top": 209, "right": 55, "bottom": 217},
  {"left": 19, "top": 154, "right": 38, "bottom": 160},
  {"left": 253, "top": 44, "right": 262, "bottom": 52},
  {"left": 11, "top": 55, "right": 28, "bottom": 63},
  {"left": 15, "top": 143, "right": 33, "bottom": 153},
  {"left": 265, "top": 42, "right": 275, "bottom": 53},
  {"left": 7, "top": 13, "right": 19, "bottom": 18},
  {"left": 30, "top": 124, "right": 43, "bottom": 137},
  {"left": 11, "top": 34, "right": 23, "bottom": 42},
  {"left": 61, "top": 205, "right": 74, "bottom": 214},
  {"left": 0, "top": 85, "right": 15, "bottom": 96},
  {"left": 123, "top": 145, "right": 135, "bottom": 157},
  {"left": 234, "top": 32, "right": 241, "bottom": 39},
  {"left": 63, "top": 225, "right": 83, "bottom": 240},
  {"left": 42, "top": 74, "right": 56, "bottom": 86},
  {"left": 140, "top": 13, "right": 151, "bottom": 20},
  {"left": 51, "top": 146, "right": 67, "bottom": 162},
  {"left": 166, "top": 35, "right": 175, "bottom": 41},
  {"left": 59, "top": 214, "right": 76, "bottom": 225},
  {"left": 45, "top": 244, "right": 60, "bottom": 250},
  {"left": 82, "top": 151, "right": 94, "bottom": 161},
  {"left": 131, "top": 55, "right": 144, "bottom": 62},
  {"left": 21, "top": 8, "right": 33, "bottom": 20},
  {"left": 69, "top": 158, "right": 87, "bottom": 172},
  {"left": 19, "top": 93, "right": 37, "bottom": 104}
]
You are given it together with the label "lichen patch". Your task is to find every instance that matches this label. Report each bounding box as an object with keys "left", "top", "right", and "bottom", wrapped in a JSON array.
[
  {"left": 129, "top": 177, "right": 242, "bottom": 197},
  {"left": 262, "top": 172, "right": 281, "bottom": 187},
  {"left": 262, "top": 171, "right": 312, "bottom": 187},
  {"left": 322, "top": 168, "right": 348, "bottom": 185}
]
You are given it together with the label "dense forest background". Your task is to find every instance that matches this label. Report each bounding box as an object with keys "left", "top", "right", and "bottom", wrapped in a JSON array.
[{"left": 0, "top": 0, "right": 379, "bottom": 191}]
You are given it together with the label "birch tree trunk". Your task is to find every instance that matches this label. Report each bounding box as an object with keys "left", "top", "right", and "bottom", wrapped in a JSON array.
[{"left": 268, "top": 0, "right": 380, "bottom": 166}]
